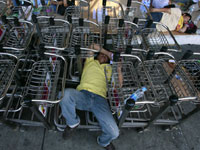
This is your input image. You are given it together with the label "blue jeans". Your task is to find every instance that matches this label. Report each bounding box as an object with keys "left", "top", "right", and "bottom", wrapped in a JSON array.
[
  {"left": 59, "top": 89, "right": 119, "bottom": 147},
  {"left": 147, "top": 12, "right": 163, "bottom": 28}
]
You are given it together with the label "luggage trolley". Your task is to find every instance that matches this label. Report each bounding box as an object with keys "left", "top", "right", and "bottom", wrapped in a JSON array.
[
  {"left": 87, "top": 52, "right": 167, "bottom": 128},
  {"left": 101, "top": 52, "right": 199, "bottom": 128},
  {"left": 140, "top": 22, "right": 181, "bottom": 53},
  {"left": 0, "top": 53, "right": 19, "bottom": 104},
  {"left": 101, "top": 54, "right": 168, "bottom": 128},
  {"left": 4, "top": 52, "right": 67, "bottom": 128},
  {"left": 3, "top": 0, "right": 33, "bottom": 20},
  {"left": 137, "top": 53, "right": 199, "bottom": 127},
  {"left": 0, "top": 18, "right": 35, "bottom": 56},
  {"left": 109, "top": 18, "right": 144, "bottom": 53},
  {"left": 169, "top": 51, "right": 200, "bottom": 124},
  {"left": 95, "top": 0, "right": 124, "bottom": 43},
  {"left": 124, "top": 0, "right": 152, "bottom": 30},
  {"left": 0, "top": 53, "right": 23, "bottom": 126},
  {"left": 0, "top": 1, "right": 7, "bottom": 17},
  {"left": 64, "top": 0, "right": 90, "bottom": 25},
  {"left": 87, "top": 53, "right": 173, "bottom": 128},
  {"left": 32, "top": 15, "right": 71, "bottom": 53},
  {"left": 66, "top": 19, "right": 101, "bottom": 82}
]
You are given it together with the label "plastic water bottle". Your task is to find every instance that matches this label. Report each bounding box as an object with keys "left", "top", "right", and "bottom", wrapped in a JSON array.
[
  {"left": 97, "top": 7, "right": 102, "bottom": 23},
  {"left": 188, "top": 3, "right": 199, "bottom": 14},
  {"left": 93, "top": 8, "right": 96, "bottom": 20},
  {"left": 193, "top": 0, "right": 199, "bottom": 3},
  {"left": 194, "top": 14, "right": 200, "bottom": 25},
  {"left": 196, "top": 28, "right": 200, "bottom": 35},
  {"left": 124, "top": 87, "right": 147, "bottom": 104}
]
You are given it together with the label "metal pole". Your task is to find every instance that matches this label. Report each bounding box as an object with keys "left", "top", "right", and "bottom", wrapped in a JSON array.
[
  {"left": 118, "top": 99, "right": 135, "bottom": 127},
  {"left": 144, "top": 95, "right": 178, "bottom": 129}
]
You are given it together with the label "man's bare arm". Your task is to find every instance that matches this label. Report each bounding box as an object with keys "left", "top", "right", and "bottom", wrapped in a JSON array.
[
  {"left": 93, "top": 44, "right": 113, "bottom": 60},
  {"left": 178, "top": 24, "right": 188, "bottom": 33},
  {"left": 150, "top": 8, "right": 171, "bottom": 14}
]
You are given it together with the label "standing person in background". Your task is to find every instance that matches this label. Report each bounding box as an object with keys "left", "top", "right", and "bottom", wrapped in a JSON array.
[
  {"left": 151, "top": 0, "right": 174, "bottom": 8},
  {"left": 138, "top": 0, "right": 151, "bottom": 16},
  {"left": 138, "top": 0, "right": 174, "bottom": 18},
  {"left": 51, "top": 0, "right": 72, "bottom": 15}
]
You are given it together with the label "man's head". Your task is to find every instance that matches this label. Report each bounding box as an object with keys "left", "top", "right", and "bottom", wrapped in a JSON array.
[
  {"left": 183, "top": 13, "right": 192, "bottom": 23},
  {"left": 97, "top": 52, "right": 110, "bottom": 64}
]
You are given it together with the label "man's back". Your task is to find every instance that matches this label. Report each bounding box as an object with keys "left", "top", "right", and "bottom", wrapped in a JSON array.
[{"left": 76, "top": 57, "right": 112, "bottom": 98}]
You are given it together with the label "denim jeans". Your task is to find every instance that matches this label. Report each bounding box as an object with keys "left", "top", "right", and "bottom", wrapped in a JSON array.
[
  {"left": 147, "top": 12, "right": 163, "bottom": 28},
  {"left": 59, "top": 88, "right": 119, "bottom": 147}
]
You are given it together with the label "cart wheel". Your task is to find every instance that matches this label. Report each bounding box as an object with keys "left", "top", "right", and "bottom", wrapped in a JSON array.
[
  {"left": 161, "top": 125, "right": 177, "bottom": 131},
  {"left": 57, "top": 126, "right": 65, "bottom": 132},
  {"left": 136, "top": 127, "right": 144, "bottom": 133}
]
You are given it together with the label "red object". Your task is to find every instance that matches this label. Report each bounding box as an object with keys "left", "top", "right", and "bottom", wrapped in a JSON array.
[
  {"left": 42, "top": 83, "right": 49, "bottom": 100},
  {"left": 0, "top": 28, "right": 3, "bottom": 36},
  {"left": 114, "top": 89, "right": 119, "bottom": 106}
]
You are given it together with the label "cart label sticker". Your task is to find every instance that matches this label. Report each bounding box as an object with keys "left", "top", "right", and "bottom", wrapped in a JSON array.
[
  {"left": 45, "top": 72, "right": 51, "bottom": 91},
  {"left": 54, "top": 36, "right": 57, "bottom": 47},
  {"left": 82, "top": 28, "right": 90, "bottom": 34},
  {"left": 97, "top": 8, "right": 103, "bottom": 23},
  {"left": 117, "top": 109, "right": 122, "bottom": 119},
  {"left": 93, "top": 8, "right": 96, "bottom": 20},
  {"left": 14, "top": 29, "right": 20, "bottom": 40},
  {"left": 49, "top": 57, "right": 56, "bottom": 72},
  {"left": 0, "top": 25, "right": 6, "bottom": 41},
  {"left": 38, "top": 105, "right": 48, "bottom": 117},
  {"left": 169, "top": 59, "right": 175, "bottom": 63},
  {"left": 175, "top": 74, "right": 183, "bottom": 81},
  {"left": 43, "top": 72, "right": 51, "bottom": 100}
]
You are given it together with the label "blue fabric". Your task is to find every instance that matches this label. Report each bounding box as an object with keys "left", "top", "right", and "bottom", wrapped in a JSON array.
[
  {"left": 12, "top": 0, "right": 18, "bottom": 6},
  {"left": 146, "top": 12, "right": 163, "bottom": 28},
  {"left": 59, "top": 88, "right": 119, "bottom": 147},
  {"left": 150, "top": 12, "right": 163, "bottom": 22}
]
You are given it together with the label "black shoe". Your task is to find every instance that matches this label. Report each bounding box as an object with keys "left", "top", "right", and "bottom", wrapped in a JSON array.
[
  {"left": 104, "top": 143, "right": 115, "bottom": 150},
  {"left": 62, "top": 125, "right": 78, "bottom": 140}
]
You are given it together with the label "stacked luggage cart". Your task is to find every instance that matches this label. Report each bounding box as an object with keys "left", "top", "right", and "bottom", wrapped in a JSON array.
[
  {"left": 1, "top": 0, "right": 33, "bottom": 20},
  {"left": 0, "top": 0, "right": 199, "bottom": 133},
  {"left": 0, "top": 1, "right": 7, "bottom": 17}
]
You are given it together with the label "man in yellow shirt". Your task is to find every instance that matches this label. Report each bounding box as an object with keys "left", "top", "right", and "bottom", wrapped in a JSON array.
[{"left": 60, "top": 45, "right": 119, "bottom": 150}]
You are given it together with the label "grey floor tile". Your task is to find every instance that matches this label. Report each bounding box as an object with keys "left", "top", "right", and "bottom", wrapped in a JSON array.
[{"left": 0, "top": 125, "right": 44, "bottom": 150}]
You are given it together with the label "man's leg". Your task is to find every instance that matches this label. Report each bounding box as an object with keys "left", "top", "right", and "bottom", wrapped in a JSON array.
[
  {"left": 91, "top": 95, "right": 119, "bottom": 147},
  {"left": 59, "top": 88, "right": 91, "bottom": 127}
]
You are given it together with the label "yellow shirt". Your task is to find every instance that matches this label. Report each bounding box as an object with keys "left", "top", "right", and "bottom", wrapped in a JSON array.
[
  {"left": 176, "top": 16, "right": 184, "bottom": 31},
  {"left": 76, "top": 57, "right": 112, "bottom": 98}
]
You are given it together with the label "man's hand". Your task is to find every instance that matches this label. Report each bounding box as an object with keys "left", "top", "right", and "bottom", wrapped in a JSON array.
[
  {"left": 92, "top": 44, "right": 113, "bottom": 60},
  {"left": 92, "top": 44, "right": 101, "bottom": 51},
  {"left": 178, "top": 24, "right": 188, "bottom": 33},
  {"left": 63, "top": 0, "right": 68, "bottom": 7}
]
